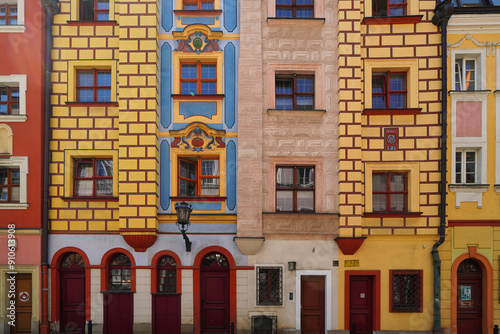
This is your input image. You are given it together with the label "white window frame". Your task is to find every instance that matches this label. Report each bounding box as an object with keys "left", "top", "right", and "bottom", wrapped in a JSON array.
[
  {"left": 255, "top": 265, "right": 284, "bottom": 307},
  {"left": 451, "top": 50, "right": 485, "bottom": 91},
  {"left": 0, "top": 74, "right": 27, "bottom": 122},
  {"left": 0, "top": 156, "right": 28, "bottom": 209},
  {"left": 454, "top": 149, "right": 480, "bottom": 184},
  {"left": 454, "top": 57, "right": 477, "bottom": 91},
  {"left": 0, "top": 0, "right": 25, "bottom": 33},
  {"left": 495, "top": 56, "right": 500, "bottom": 189}
]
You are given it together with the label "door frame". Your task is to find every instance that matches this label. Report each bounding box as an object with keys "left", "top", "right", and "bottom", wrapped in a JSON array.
[
  {"left": 344, "top": 270, "right": 380, "bottom": 331},
  {"left": 295, "top": 270, "right": 332, "bottom": 332},
  {"left": 451, "top": 247, "right": 493, "bottom": 334}
]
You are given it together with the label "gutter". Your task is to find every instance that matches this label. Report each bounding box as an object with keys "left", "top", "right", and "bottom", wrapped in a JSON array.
[
  {"left": 431, "top": 1, "right": 453, "bottom": 332},
  {"left": 40, "top": 0, "right": 59, "bottom": 333}
]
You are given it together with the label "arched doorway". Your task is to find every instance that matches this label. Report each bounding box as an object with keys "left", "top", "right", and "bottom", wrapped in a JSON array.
[
  {"left": 200, "top": 252, "right": 230, "bottom": 333},
  {"left": 153, "top": 255, "right": 181, "bottom": 334},
  {"left": 59, "top": 252, "right": 86, "bottom": 334},
  {"left": 457, "top": 258, "right": 482, "bottom": 334}
]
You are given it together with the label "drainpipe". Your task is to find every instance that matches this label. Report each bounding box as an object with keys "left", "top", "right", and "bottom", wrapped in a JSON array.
[
  {"left": 431, "top": 1, "right": 453, "bottom": 332},
  {"left": 40, "top": 1, "right": 59, "bottom": 333}
]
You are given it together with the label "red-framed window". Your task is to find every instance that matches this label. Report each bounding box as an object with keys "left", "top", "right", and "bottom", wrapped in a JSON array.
[
  {"left": 276, "top": 166, "right": 314, "bottom": 212},
  {"left": 80, "top": 0, "right": 110, "bottom": 21},
  {"left": 0, "top": 87, "right": 20, "bottom": 115},
  {"left": 180, "top": 63, "right": 217, "bottom": 95},
  {"left": 178, "top": 157, "right": 219, "bottom": 197},
  {"left": 373, "top": 0, "right": 407, "bottom": 16},
  {"left": 157, "top": 256, "right": 177, "bottom": 293},
  {"left": 256, "top": 266, "right": 283, "bottom": 306},
  {"left": 0, "top": 168, "right": 20, "bottom": 203},
  {"left": 183, "top": 0, "right": 215, "bottom": 10},
  {"left": 372, "top": 172, "right": 408, "bottom": 212},
  {"left": 76, "top": 69, "right": 111, "bottom": 102},
  {"left": 372, "top": 72, "right": 407, "bottom": 109},
  {"left": 390, "top": 270, "right": 423, "bottom": 312},
  {"left": 0, "top": 4, "right": 17, "bottom": 25},
  {"left": 276, "top": 0, "right": 314, "bottom": 18},
  {"left": 73, "top": 158, "right": 113, "bottom": 197},
  {"left": 275, "top": 74, "right": 314, "bottom": 110},
  {"left": 109, "top": 253, "right": 131, "bottom": 290}
]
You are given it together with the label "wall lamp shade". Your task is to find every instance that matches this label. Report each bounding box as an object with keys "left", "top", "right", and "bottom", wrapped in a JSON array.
[
  {"left": 288, "top": 261, "right": 296, "bottom": 271},
  {"left": 175, "top": 201, "right": 192, "bottom": 226}
]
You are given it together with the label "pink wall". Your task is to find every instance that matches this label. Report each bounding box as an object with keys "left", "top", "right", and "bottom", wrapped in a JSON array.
[
  {"left": 0, "top": 235, "right": 41, "bottom": 265},
  {"left": 456, "top": 101, "right": 482, "bottom": 137}
]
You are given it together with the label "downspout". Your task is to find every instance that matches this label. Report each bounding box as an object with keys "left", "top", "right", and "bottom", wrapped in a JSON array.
[
  {"left": 431, "top": 1, "right": 453, "bottom": 332},
  {"left": 40, "top": 1, "right": 59, "bottom": 333}
]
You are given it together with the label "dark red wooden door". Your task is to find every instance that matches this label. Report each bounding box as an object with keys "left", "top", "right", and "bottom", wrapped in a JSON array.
[
  {"left": 349, "top": 276, "right": 373, "bottom": 334},
  {"left": 153, "top": 294, "right": 181, "bottom": 334},
  {"left": 301, "top": 276, "right": 325, "bottom": 334},
  {"left": 60, "top": 271, "right": 85, "bottom": 333},
  {"left": 104, "top": 293, "right": 133, "bottom": 334},
  {"left": 10, "top": 274, "right": 32, "bottom": 334},
  {"left": 457, "top": 259, "right": 483, "bottom": 334},
  {"left": 200, "top": 253, "right": 229, "bottom": 334}
]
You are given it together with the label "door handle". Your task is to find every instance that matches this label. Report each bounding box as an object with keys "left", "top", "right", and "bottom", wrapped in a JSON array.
[{"left": 201, "top": 298, "right": 204, "bottom": 305}]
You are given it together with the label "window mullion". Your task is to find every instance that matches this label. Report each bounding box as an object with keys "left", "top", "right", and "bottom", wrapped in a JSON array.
[
  {"left": 92, "top": 158, "right": 97, "bottom": 197},
  {"left": 386, "top": 172, "right": 391, "bottom": 212}
]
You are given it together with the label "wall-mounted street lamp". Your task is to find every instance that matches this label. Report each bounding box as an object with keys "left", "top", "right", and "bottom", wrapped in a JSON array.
[
  {"left": 288, "top": 261, "right": 296, "bottom": 271},
  {"left": 175, "top": 201, "right": 193, "bottom": 252}
]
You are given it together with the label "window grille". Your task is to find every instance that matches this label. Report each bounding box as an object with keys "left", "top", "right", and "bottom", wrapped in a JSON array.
[
  {"left": 256, "top": 267, "right": 282, "bottom": 305},
  {"left": 391, "top": 270, "right": 422, "bottom": 312},
  {"left": 251, "top": 316, "right": 277, "bottom": 334}
]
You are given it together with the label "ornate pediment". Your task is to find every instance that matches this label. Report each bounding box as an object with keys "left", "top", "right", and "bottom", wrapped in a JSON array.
[
  {"left": 170, "top": 123, "right": 225, "bottom": 152},
  {"left": 175, "top": 31, "right": 220, "bottom": 54}
]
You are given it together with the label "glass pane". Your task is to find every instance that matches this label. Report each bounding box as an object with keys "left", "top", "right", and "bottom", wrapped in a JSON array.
[
  {"left": 201, "top": 65, "right": 216, "bottom": 79},
  {"left": 181, "top": 65, "right": 197, "bottom": 79},
  {"left": 372, "top": 173, "right": 387, "bottom": 192},
  {"left": 200, "top": 82, "right": 216, "bottom": 94},
  {"left": 180, "top": 160, "right": 196, "bottom": 180},
  {"left": 461, "top": 0, "right": 482, "bottom": 6},
  {"left": 179, "top": 179, "right": 196, "bottom": 197},
  {"left": 78, "top": 89, "right": 93, "bottom": 102},
  {"left": 9, "top": 18, "right": 17, "bottom": 25},
  {"left": 181, "top": 82, "right": 197, "bottom": 95},
  {"left": 11, "top": 186, "right": 19, "bottom": 202},
  {"left": 96, "top": 179, "right": 113, "bottom": 196},
  {"left": 81, "top": 0, "right": 94, "bottom": 20},
  {"left": 78, "top": 71, "right": 94, "bottom": 86},
  {"left": 201, "top": 178, "right": 219, "bottom": 195},
  {"left": 97, "top": 71, "right": 111, "bottom": 86},
  {"left": 390, "top": 194, "right": 406, "bottom": 211},
  {"left": 372, "top": 76, "right": 385, "bottom": 93},
  {"left": 455, "top": 61, "right": 462, "bottom": 90},
  {"left": 455, "top": 151, "right": 462, "bottom": 183},
  {"left": 373, "top": 194, "right": 386, "bottom": 211},
  {"left": 11, "top": 104, "right": 19, "bottom": 115},
  {"left": 97, "top": 12, "right": 109, "bottom": 20},
  {"left": 276, "top": 190, "right": 293, "bottom": 211},
  {"left": 276, "top": 79, "right": 292, "bottom": 94},
  {"left": 276, "top": 8, "right": 293, "bottom": 17},
  {"left": 390, "top": 0, "right": 405, "bottom": 3},
  {"left": 296, "top": 9, "right": 313, "bottom": 18},
  {"left": 97, "top": 0, "right": 109, "bottom": 9},
  {"left": 465, "top": 59, "right": 475, "bottom": 91},
  {"left": 11, "top": 170, "right": 20, "bottom": 184},
  {"left": 373, "top": 0, "right": 388, "bottom": 15},
  {"left": 0, "top": 188, "right": 7, "bottom": 201},
  {"left": 75, "top": 180, "right": 93, "bottom": 196},
  {"left": 96, "top": 88, "right": 111, "bottom": 101},
  {"left": 0, "top": 89, "right": 6, "bottom": 101},
  {"left": 297, "top": 191, "right": 314, "bottom": 211},
  {"left": 297, "top": 167, "right": 314, "bottom": 188},
  {"left": 296, "top": 77, "right": 313, "bottom": 93},
  {"left": 0, "top": 104, "right": 6, "bottom": 114},
  {"left": 276, "top": 97, "right": 293, "bottom": 110},
  {"left": 201, "top": 159, "right": 218, "bottom": 176},
  {"left": 276, "top": 167, "right": 293, "bottom": 188},
  {"left": 11, "top": 89, "right": 19, "bottom": 101},
  {"left": 96, "top": 160, "right": 113, "bottom": 176},
  {"left": 389, "top": 7, "right": 405, "bottom": 15},
  {"left": 390, "top": 74, "right": 406, "bottom": 91},
  {"left": 77, "top": 162, "right": 93, "bottom": 177},
  {"left": 184, "top": 4, "right": 197, "bottom": 9},
  {"left": 0, "top": 170, "right": 6, "bottom": 184},
  {"left": 276, "top": 0, "right": 293, "bottom": 4},
  {"left": 296, "top": 95, "right": 313, "bottom": 110},
  {"left": 297, "top": 0, "right": 313, "bottom": 4},
  {"left": 201, "top": 2, "right": 215, "bottom": 10},
  {"left": 389, "top": 93, "right": 406, "bottom": 109},
  {"left": 111, "top": 269, "right": 120, "bottom": 276},
  {"left": 391, "top": 174, "right": 406, "bottom": 192}
]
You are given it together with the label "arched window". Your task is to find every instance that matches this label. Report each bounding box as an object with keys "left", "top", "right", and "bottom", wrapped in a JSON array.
[
  {"left": 60, "top": 252, "right": 85, "bottom": 269},
  {"left": 201, "top": 252, "right": 228, "bottom": 268},
  {"left": 158, "top": 256, "right": 177, "bottom": 293},
  {"left": 109, "top": 253, "right": 131, "bottom": 290}
]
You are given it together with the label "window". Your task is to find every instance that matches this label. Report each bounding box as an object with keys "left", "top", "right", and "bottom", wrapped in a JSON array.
[
  {"left": 252, "top": 316, "right": 278, "bottom": 334},
  {"left": 276, "top": 166, "right": 314, "bottom": 212},
  {"left": 453, "top": 0, "right": 500, "bottom": 6},
  {"left": 158, "top": 256, "right": 177, "bottom": 293},
  {"left": 180, "top": 63, "right": 217, "bottom": 95},
  {"left": 0, "top": 168, "right": 19, "bottom": 203},
  {"left": 372, "top": 72, "right": 407, "bottom": 109},
  {"left": 256, "top": 267, "right": 282, "bottom": 305},
  {"left": 77, "top": 69, "right": 111, "bottom": 102},
  {"left": 390, "top": 270, "right": 422, "bottom": 312},
  {"left": 183, "top": 0, "right": 214, "bottom": 10},
  {"left": 0, "top": 4, "right": 17, "bottom": 25},
  {"left": 276, "top": 0, "right": 313, "bottom": 18},
  {"left": 178, "top": 157, "right": 219, "bottom": 197},
  {"left": 455, "top": 58, "right": 476, "bottom": 91},
  {"left": 372, "top": 172, "right": 408, "bottom": 212},
  {"left": 372, "top": 0, "right": 407, "bottom": 16},
  {"left": 80, "top": 0, "right": 109, "bottom": 21},
  {"left": 0, "top": 87, "right": 19, "bottom": 115},
  {"left": 275, "top": 74, "right": 314, "bottom": 110},
  {"left": 455, "top": 150, "right": 478, "bottom": 184},
  {"left": 73, "top": 158, "right": 113, "bottom": 197},
  {"left": 109, "top": 254, "right": 131, "bottom": 290}
]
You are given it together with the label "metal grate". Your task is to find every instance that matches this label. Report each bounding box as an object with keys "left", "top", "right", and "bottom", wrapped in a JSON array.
[
  {"left": 391, "top": 270, "right": 422, "bottom": 312},
  {"left": 256, "top": 267, "right": 282, "bottom": 305},
  {"left": 251, "top": 316, "right": 277, "bottom": 334}
]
